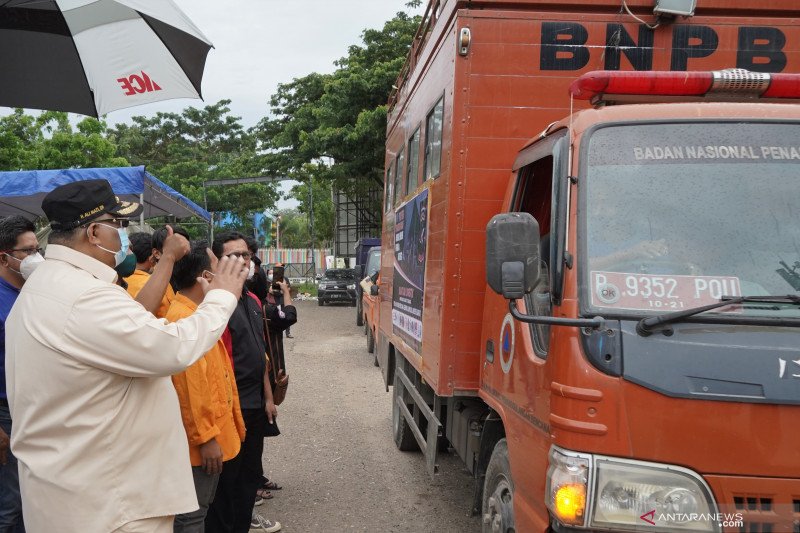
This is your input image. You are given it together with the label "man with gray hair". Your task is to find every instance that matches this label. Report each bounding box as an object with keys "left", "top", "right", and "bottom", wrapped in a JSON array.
[{"left": 5, "top": 179, "right": 248, "bottom": 533}]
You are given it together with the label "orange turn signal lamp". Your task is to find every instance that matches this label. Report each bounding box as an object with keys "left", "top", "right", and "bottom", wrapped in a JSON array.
[{"left": 554, "top": 483, "right": 587, "bottom": 525}]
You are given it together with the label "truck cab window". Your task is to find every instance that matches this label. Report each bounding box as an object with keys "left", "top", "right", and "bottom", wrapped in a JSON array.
[{"left": 516, "top": 155, "right": 554, "bottom": 357}]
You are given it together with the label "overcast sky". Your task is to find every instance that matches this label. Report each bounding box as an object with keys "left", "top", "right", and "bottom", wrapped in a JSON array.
[{"left": 108, "top": 0, "right": 419, "bottom": 129}]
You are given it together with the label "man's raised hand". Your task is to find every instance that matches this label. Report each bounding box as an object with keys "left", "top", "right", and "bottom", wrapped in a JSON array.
[
  {"left": 161, "top": 225, "right": 190, "bottom": 262},
  {"left": 204, "top": 254, "right": 248, "bottom": 299}
]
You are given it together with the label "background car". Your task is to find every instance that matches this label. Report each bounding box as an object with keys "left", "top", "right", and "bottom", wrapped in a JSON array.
[{"left": 318, "top": 268, "right": 358, "bottom": 306}]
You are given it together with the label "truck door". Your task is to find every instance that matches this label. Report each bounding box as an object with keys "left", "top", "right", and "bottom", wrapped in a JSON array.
[{"left": 480, "top": 130, "right": 569, "bottom": 529}]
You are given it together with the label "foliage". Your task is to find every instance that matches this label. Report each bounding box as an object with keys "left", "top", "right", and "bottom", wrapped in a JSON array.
[
  {"left": 274, "top": 208, "right": 311, "bottom": 249},
  {"left": 289, "top": 168, "right": 334, "bottom": 246},
  {"left": 0, "top": 109, "right": 128, "bottom": 171},
  {"left": 107, "top": 100, "right": 280, "bottom": 235},
  {"left": 295, "top": 281, "right": 318, "bottom": 297}
]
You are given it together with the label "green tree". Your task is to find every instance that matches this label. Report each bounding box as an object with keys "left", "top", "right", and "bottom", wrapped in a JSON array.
[
  {"left": 275, "top": 208, "right": 309, "bottom": 249},
  {"left": 0, "top": 109, "right": 128, "bottom": 171},
  {"left": 255, "top": 8, "right": 421, "bottom": 224},
  {"left": 108, "top": 100, "right": 280, "bottom": 231},
  {"left": 288, "top": 166, "right": 334, "bottom": 247}
]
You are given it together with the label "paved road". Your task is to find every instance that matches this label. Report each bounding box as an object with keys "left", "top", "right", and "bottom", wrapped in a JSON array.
[{"left": 257, "top": 300, "right": 481, "bottom": 532}]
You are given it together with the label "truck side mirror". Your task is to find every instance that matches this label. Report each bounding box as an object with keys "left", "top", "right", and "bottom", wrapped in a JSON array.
[
  {"left": 486, "top": 213, "right": 540, "bottom": 299},
  {"left": 370, "top": 284, "right": 379, "bottom": 296}
]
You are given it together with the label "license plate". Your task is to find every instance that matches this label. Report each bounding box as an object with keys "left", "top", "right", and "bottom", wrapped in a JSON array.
[
  {"left": 330, "top": 294, "right": 342, "bottom": 298},
  {"left": 591, "top": 271, "right": 741, "bottom": 311}
]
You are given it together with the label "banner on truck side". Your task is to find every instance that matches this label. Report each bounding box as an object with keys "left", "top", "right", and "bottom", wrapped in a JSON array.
[{"left": 392, "top": 189, "right": 428, "bottom": 353}]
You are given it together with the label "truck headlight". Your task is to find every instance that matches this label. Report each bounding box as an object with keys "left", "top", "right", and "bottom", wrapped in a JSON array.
[
  {"left": 347, "top": 284, "right": 356, "bottom": 290},
  {"left": 546, "top": 448, "right": 590, "bottom": 527},
  {"left": 547, "top": 446, "right": 719, "bottom": 532},
  {"left": 592, "top": 457, "right": 717, "bottom": 532}
]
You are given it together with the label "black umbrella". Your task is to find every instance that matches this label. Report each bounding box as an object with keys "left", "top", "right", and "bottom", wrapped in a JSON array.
[{"left": 1, "top": 0, "right": 213, "bottom": 116}]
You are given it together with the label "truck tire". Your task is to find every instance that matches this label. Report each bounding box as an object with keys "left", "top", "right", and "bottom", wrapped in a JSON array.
[
  {"left": 356, "top": 299, "right": 364, "bottom": 325},
  {"left": 367, "top": 327, "right": 375, "bottom": 354},
  {"left": 392, "top": 389, "right": 419, "bottom": 452},
  {"left": 318, "top": 298, "right": 324, "bottom": 306},
  {"left": 482, "top": 439, "right": 515, "bottom": 533}
]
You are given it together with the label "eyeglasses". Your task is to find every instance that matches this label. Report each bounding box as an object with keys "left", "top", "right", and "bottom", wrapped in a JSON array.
[
  {"left": 225, "top": 251, "right": 252, "bottom": 260},
  {"left": 5, "top": 247, "right": 43, "bottom": 257},
  {"left": 90, "top": 218, "right": 130, "bottom": 228}
]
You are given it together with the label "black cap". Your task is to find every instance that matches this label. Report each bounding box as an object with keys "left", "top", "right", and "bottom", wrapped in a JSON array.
[{"left": 42, "top": 179, "right": 143, "bottom": 230}]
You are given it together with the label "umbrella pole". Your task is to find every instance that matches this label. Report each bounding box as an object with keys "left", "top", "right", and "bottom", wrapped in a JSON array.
[{"left": 139, "top": 193, "right": 145, "bottom": 228}]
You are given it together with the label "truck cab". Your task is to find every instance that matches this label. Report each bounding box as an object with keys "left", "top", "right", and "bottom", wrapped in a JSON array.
[
  {"left": 355, "top": 237, "right": 381, "bottom": 326},
  {"left": 482, "top": 71, "right": 800, "bottom": 533},
  {"left": 360, "top": 246, "right": 382, "bottom": 362}
]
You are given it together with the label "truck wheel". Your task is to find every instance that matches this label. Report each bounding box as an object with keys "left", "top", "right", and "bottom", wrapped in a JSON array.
[
  {"left": 356, "top": 299, "right": 364, "bottom": 326},
  {"left": 318, "top": 298, "right": 324, "bottom": 307},
  {"left": 367, "top": 327, "right": 375, "bottom": 354},
  {"left": 482, "top": 439, "right": 515, "bottom": 533},
  {"left": 392, "top": 388, "right": 419, "bottom": 452}
]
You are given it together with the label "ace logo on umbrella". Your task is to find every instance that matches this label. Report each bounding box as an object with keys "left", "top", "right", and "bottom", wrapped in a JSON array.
[{"left": 117, "top": 71, "right": 162, "bottom": 96}]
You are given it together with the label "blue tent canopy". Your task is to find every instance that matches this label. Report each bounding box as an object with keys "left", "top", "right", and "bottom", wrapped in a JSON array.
[{"left": 0, "top": 166, "right": 209, "bottom": 221}]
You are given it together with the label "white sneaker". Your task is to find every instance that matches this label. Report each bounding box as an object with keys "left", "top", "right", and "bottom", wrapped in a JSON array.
[{"left": 250, "top": 513, "right": 281, "bottom": 532}]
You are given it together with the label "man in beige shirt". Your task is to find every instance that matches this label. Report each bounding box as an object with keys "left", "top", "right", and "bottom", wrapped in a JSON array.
[{"left": 5, "top": 179, "right": 248, "bottom": 533}]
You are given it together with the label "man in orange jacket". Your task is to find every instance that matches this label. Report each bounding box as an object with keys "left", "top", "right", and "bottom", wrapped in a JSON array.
[{"left": 167, "top": 241, "right": 247, "bottom": 532}]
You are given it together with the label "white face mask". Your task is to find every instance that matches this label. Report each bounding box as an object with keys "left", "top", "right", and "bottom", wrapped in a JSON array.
[
  {"left": 20, "top": 252, "right": 45, "bottom": 280},
  {"left": 247, "top": 260, "right": 255, "bottom": 280},
  {"left": 6, "top": 252, "right": 45, "bottom": 280}
]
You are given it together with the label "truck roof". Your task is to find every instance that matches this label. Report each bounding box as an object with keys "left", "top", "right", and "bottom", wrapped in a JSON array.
[{"left": 516, "top": 101, "right": 800, "bottom": 167}]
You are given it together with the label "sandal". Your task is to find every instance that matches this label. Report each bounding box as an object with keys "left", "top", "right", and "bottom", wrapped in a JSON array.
[
  {"left": 262, "top": 479, "right": 282, "bottom": 491},
  {"left": 256, "top": 488, "right": 274, "bottom": 500}
]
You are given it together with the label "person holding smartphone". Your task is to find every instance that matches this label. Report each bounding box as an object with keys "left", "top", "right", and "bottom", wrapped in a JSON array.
[{"left": 269, "top": 265, "right": 294, "bottom": 339}]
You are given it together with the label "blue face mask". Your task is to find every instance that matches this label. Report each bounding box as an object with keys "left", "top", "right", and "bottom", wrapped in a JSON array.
[{"left": 94, "top": 224, "right": 129, "bottom": 267}]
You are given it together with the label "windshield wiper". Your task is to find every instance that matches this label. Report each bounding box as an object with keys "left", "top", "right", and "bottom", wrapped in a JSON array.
[{"left": 636, "top": 295, "right": 800, "bottom": 336}]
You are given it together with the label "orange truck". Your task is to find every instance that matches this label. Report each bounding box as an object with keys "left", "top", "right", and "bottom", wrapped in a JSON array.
[
  {"left": 360, "top": 246, "right": 382, "bottom": 363},
  {"left": 376, "top": 1, "right": 800, "bottom": 532}
]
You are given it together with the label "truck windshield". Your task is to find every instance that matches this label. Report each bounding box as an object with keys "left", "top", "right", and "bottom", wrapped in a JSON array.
[
  {"left": 365, "top": 249, "right": 381, "bottom": 277},
  {"left": 582, "top": 121, "right": 800, "bottom": 318}
]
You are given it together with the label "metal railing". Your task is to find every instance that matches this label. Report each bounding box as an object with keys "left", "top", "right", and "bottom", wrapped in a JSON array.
[{"left": 388, "top": 0, "right": 443, "bottom": 110}]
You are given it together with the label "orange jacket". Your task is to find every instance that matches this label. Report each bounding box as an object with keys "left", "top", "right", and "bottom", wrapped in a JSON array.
[
  {"left": 166, "top": 293, "right": 246, "bottom": 466},
  {"left": 125, "top": 269, "right": 174, "bottom": 318}
]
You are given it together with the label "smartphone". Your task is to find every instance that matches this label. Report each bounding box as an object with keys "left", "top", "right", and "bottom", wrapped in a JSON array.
[
  {"left": 272, "top": 266, "right": 284, "bottom": 291},
  {"left": 273, "top": 266, "right": 284, "bottom": 283}
]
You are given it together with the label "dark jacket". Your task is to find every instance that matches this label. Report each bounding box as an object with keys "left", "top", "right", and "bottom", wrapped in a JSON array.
[{"left": 228, "top": 293, "right": 268, "bottom": 409}]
